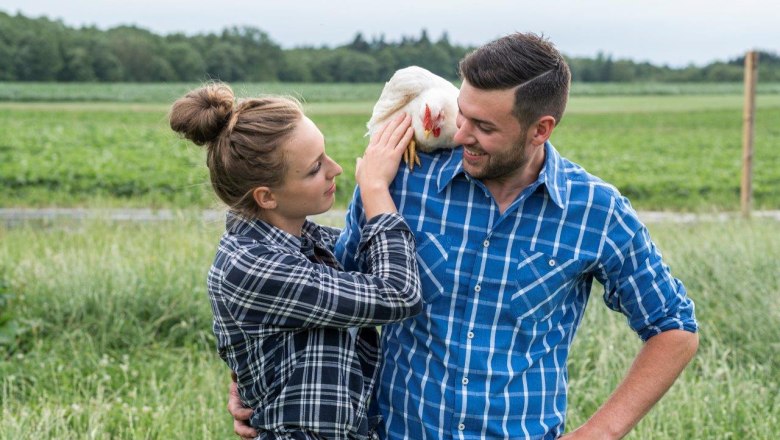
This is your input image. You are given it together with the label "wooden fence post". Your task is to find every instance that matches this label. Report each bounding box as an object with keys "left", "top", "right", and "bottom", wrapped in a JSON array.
[{"left": 741, "top": 51, "right": 758, "bottom": 219}]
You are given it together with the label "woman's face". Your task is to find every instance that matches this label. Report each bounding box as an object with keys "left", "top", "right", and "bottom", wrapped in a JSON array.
[{"left": 271, "top": 116, "right": 343, "bottom": 220}]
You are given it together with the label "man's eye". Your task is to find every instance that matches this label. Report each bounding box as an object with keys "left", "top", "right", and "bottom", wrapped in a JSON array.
[{"left": 478, "top": 125, "right": 493, "bottom": 133}]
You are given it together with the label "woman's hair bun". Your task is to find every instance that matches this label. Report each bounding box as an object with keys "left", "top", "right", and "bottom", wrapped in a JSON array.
[{"left": 169, "top": 82, "right": 235, "bottom": 146}]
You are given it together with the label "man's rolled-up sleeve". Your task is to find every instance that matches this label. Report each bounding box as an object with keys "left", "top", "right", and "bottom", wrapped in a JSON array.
[{"left": 597, "top": 199, "right": 698, "bottom": 342}]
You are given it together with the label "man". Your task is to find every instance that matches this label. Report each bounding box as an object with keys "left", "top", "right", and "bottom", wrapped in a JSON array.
[{"left": 230, "top": 32, "right": 698, "bottom": 439}]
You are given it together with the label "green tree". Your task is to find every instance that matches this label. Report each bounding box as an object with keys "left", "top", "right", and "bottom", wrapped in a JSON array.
[
  {"left": 348, "top": 32, "right": 370, "bottom": 53},
  {"left": 148, "top": 56, "right": 177, "bottom": 81},
  {"left": 204, "top": 42, "right": 246, "bottom": 81},
  {"left": 0, "top": 38, "right": 14, "bottom": 80},
  {"left": 703, "top": 63, "right": 743, "bottom": 81},
  {"left": 220, "top": 26, "right": 282, "bottom": 81},
  {"left": 279, "top": 49, "right": 315, "bottom": 82},
  {"left": 166, "top": 41, "right": 206, "bottom": 81},
  {"left": 0, "top": 12, "right": 20, "bottom": 80},
  {"left": 60, "top": 46, "right": 97, "bottom": 81},
  {"left": 14, "top": 32, "right": 63, "bottom": 80},
  {"left": 106, "top": 26, "right": 167, "bottom": 81},
  {"left": 3, "top": 10, "right": 780, "bottom": 84},
  {"left": 333, "top": 50, "right": 380, "bottom": 82},
  {"left": 92, "top": 46, "right": 124, "bottom": 81},
  {"left": 374, "top": 47, "right": 399, "bottom": 80}
]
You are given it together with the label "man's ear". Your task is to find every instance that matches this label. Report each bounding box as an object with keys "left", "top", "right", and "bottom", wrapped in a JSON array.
[
  {"left": 252, "top": 187, "right": 277, "bottom": 210},
  {"left": 529, "top": 116, "right": 556, "bottom": 146}
]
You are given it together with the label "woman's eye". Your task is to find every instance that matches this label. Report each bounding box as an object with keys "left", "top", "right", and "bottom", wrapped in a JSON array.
[{"left": 310, "top": 162, "right": 322, "bottom": 175}]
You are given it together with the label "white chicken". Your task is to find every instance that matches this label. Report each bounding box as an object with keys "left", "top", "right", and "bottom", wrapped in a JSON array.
[{"left": 366, "top": 66, "right": 459, "bottom": 170}]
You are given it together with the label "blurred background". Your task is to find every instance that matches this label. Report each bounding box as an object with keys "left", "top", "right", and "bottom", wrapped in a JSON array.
[{"left": 1, "top": 1, "right": 778, "bottom": 438}]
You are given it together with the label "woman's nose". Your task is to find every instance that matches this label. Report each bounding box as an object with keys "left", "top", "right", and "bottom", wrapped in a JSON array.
[{"left": 328, "top": 157, "right": 343, "bottom": 178}]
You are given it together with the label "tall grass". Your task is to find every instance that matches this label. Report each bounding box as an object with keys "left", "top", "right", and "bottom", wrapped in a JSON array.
[
  {"left": 0, "top": 215, "right": 225, "bottom": 438},
  {"left": 1, "top": 216, "right": 778, "bottom": 438},
  {"left": 566, "top": 219, "right": 780, "bottom": 438}
]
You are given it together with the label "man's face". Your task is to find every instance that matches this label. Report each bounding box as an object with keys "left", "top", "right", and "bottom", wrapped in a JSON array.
[{"left": 453, "top": 80, "right": 530, "bottom": 182}]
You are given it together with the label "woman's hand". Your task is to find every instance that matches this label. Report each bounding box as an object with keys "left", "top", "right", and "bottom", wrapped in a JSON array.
[
  {"left": 356, "top": 113, "right": 413, "bottom": 191},
  {"left": 356, "top": 113, "right": 413, "bottom": 220}
]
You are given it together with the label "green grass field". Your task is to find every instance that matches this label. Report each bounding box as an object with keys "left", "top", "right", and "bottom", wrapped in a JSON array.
[
  {"left": 1, "top": 82, "right": 779, "bottom": 438},
  {"left": 1, "top": 215, "right": 778, "bottom": 438},
  {"left": 1, "top": 83, "right": 780, "bottom": 211},
  {"left": 3, "top": 81, "right": 780, "bottom": 103}
]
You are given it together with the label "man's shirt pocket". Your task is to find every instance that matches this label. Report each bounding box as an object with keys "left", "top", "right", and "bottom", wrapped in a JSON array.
[
  {"left": 512, "top": 250, "right": 586, "bottom": 322},
  {"left": 414, "top": 232, "right": 453, "bottom": 304}
]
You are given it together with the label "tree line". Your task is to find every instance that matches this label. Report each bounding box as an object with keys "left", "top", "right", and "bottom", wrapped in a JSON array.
[{"left": 2, "top": 11, "right": 779, "bottom": 83}]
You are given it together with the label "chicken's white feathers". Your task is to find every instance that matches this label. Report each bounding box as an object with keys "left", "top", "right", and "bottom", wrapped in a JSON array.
[{"left": 367, "top": 66, "right": 459, "bottom": 153}]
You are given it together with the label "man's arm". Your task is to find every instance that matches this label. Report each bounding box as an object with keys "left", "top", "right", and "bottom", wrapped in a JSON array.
[
  {"left": 562, "top": 329, "right": 698, "bottom": 439},
  {"left": 569, "top": 197, "right": 699, "bottom": 438},
  {"left": 334, "top": 186, "right": 366, "bottom": 272}
]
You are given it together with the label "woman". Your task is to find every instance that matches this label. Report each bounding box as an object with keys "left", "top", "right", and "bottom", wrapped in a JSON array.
[{"left": 169, "top": 83, "right": 421, "bottom": 440}]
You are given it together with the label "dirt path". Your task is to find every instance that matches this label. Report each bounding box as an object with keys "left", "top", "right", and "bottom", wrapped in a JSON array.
[{"left": 2, "top": 208, "right": 779, "bottom": 228}]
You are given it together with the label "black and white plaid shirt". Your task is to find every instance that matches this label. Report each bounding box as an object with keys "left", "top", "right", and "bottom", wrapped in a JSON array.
[{"left": 207, "top": 211, "right": 421, "bottom": 440}]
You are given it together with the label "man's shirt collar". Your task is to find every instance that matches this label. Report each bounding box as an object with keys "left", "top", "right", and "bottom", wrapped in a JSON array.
[{"left": 436, "top": 142, "right": 567, "bottom": 209}]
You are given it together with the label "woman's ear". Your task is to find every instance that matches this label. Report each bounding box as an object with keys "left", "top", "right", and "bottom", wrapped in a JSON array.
[{"left": 252, "top": 187, "right": 277, "bottom": 210}]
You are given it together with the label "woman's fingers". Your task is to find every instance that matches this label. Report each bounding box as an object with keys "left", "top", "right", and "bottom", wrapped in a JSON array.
[
  {"left": 376, "top": 113, "right": 408, "bottom": 148},
  {"left": 391, "top": 127, "right": 414, "bottom": 161},
  {"left": 385, "top": 114, "right": 412, "bottom": 149}
]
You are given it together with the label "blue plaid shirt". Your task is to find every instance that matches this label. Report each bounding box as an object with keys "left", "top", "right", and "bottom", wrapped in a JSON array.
[
  {"left": 208, "top": 212, "right": 422, "bottom": 440},
  {"left": 335, "top": 143, "right": 697, "bottom": 439}
]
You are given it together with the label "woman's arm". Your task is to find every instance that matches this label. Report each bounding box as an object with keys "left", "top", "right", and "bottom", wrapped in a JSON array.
[
  {"left": 356, "top": 113, "right": 413, "bottom": 219},
  {"left": 219, "top": 213, "right": 420, "bottom": 330},
  {"left": 220, "top": 114, "right": 420, "bottom": 330}
]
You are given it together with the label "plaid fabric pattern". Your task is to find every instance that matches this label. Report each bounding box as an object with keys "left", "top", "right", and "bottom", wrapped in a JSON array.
[
  {"left": 335, "top": 143, "right": 698, "bottom": 440},
  {"left": 208, "top": 212, "right": 422, "bottom": 440}
]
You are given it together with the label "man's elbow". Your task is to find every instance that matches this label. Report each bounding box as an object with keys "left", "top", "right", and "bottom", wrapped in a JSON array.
[
  {"left": 683, "top": 330, "right": 699, "bottom": 361},
  {"left": 659, "top": 328, "right": 699, "bottom": 363}
]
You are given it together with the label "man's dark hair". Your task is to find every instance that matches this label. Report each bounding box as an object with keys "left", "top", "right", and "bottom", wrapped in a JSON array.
[{"left": 459, "top": 32, "right": 571, "bottom": 128}]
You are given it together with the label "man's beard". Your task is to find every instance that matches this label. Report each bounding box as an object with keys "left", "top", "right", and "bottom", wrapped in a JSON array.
[{"left": 464, "top": 129, "right": 529, "bottom": 181}]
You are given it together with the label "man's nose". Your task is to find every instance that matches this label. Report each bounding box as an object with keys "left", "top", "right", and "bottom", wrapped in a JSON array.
[{"left": 453, "top": 121, "right": 472, "bottom": 145}]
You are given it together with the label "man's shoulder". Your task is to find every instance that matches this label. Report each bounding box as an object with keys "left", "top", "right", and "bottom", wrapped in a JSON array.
[
  {"left": 558, "top": 154, "right": 626, "bottom": 208},
  {"left": 391, "top": 148, "right": 460, "bottom": 190}
]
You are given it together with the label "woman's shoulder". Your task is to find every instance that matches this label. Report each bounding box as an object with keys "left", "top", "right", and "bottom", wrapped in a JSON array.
[{"left": 303, "top": 220, "right": 342, "bottom": 247}]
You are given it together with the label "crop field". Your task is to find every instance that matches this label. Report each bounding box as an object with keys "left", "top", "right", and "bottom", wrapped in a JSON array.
[
  {"left": 1, "top": 82, "right": 779, "bottom": 438},
  {"left": 2, "top": 82, "right": 780, "bottom": 211}
]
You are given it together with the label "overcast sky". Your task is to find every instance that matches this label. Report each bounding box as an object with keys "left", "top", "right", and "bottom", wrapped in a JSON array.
[{"left": 3, "top": 0, "right": 777, "bottom": 67}]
